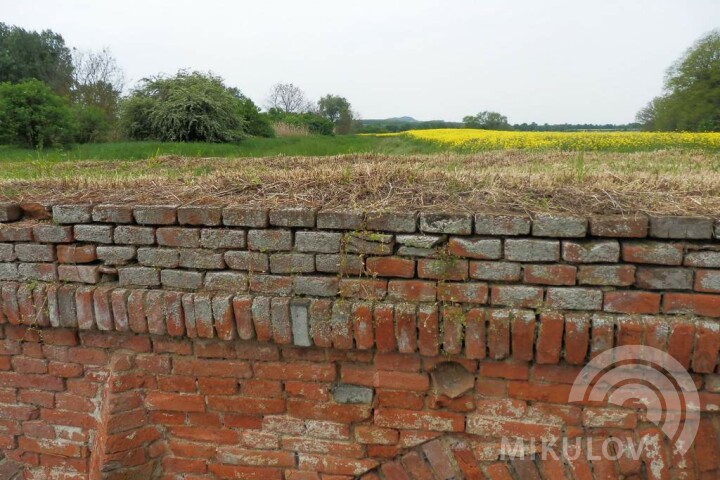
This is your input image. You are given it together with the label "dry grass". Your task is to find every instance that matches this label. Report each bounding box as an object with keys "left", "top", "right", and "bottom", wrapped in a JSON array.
[
  {"left": 2, "top": 151, "right": 720, "bottom": 216},
  {"left": 272, "top": 123, "right": 311, "bottom": 137}
]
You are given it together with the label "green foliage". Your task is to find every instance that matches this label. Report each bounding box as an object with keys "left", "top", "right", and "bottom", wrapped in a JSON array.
[
  {"left": 267, "top": 109, "right": 334, "bottom": 135},
  {"left": 638, "top": 30, "right": 720, "bottom": 132},
  {"left": 0, "top": 79, "right": 75, "bottom": 148},
  {"left": 72, "top": 104, "right": 111, "bottom": 143},
  {"left": 119, "top": 71, "right": 249, "bottom": 142},
  {"left": 463, "top": 111, "right": 511, "bottom": 130},
  {"left": 317, "top": 94, "right": 355, "bottom": 134},
  {"left": 0, "top": 23, "right": 74, "bottom": 95},
  {"left": 233, "top": 92, "right": 274, "bottom": 137}
]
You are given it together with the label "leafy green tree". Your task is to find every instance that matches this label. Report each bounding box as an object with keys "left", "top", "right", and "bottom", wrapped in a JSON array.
[
  {"left": 0, "top": 79, "right": 75, "bottom": 147},
  {"left": 463, "top": 111, "right": 511, "bottom": 130},
  {"left": 0, "top": 23, "right": 74, "bottom": 95},
  {"left": 637, "top": 30, "right": 720, "bottom": 131},
  {"left": 119, "top": 71, "right": 253, "bottom": 142},
  {"left": 266, "top": 108, "right": 334, "bottom": 135},
  {"left": 318, "top": 94, "right": 355, "bottom": 134}
]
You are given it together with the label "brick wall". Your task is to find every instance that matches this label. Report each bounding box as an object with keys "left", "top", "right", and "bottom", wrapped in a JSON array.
[{"left": 0, "top": 202, "right": 719, "bottom": 479}]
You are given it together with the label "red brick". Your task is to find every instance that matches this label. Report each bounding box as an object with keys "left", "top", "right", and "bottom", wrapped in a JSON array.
[
  {"left": 508, "top": 381, "right": 572, "bottom": 403},
  {"left": 352, "top": 302, "right": 374, "bottom": 350},
  {"left": 377, "top": 391, "right": 424, "bottom": 410},
  {"left": 395, "top": 304, "right": 417, "bottom": 353},
  {"left": 664, "top": 293, "right": 720, "bottom": 318},
  {"left": 564, "top": 314, "right": 590, "bottom": 364},
  {"left": 387, "top": 280, "right": 436, "bottom": 302},
  {"left": 604, "top": 291, "right": 661, "bottom": 314},
  {"left": 487, "top": 310, "right": 511, "bottom": 360},
  {"left": 233, "top": 296, "right": 255, "bottom": 341},
  {"left": 366, "top": 257, "right": 415, "bottom": 278},
  {"left": 57, "top": 245, "right": 96, "bottom": 264},
  {"left": 288, "top": 399, "right": 370, "bottom": 424},
  {"left": 417, "top": 258, "right": 468, "bottom": 281},
  {"left": 339, "top": 279, "right": 387, "bottom": 300},
  {"left": 374, "top": 304, "right": 397, "bottom": 353},
  {"left": 437, "top": 282, "right": 488, "bottom": 304},
  {"left": 693, "top": 321, "right": 720, "bottom": 373},
  {"left": 127, "top": 290, "right": 148, "bottom": 333},
  {"left": 524, "top": 264, "right": 577, "bottom": 286},
  {"left": 464, "top": 308, "right": 486, "bottom": 360},
  {"left": 355, "top": 426, "right": 399, "bottom": 445},
  {"left": 480, "top": 361, "right": 529, "bottom": 380},
  {"left": 590, "top": 216, "right": 648, "bottom": 238},
  {"left": 535, "top": 312, "right": 563, "bottom": 364},
  {"left": 374, "top": 409, "right": 464, "bottom": 432},
  {"left": 417, "top": 305, "right": 439, "bottom": 357}
]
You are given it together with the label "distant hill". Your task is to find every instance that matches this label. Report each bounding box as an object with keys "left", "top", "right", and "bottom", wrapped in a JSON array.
[
  {"left": 361, "top": 116, "right": 419, "bottom": 124},
  {"left": 358, "top": 117, "right": 463, "bottom": 133}
]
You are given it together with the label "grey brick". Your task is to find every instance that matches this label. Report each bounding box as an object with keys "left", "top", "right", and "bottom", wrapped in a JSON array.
[
  {"left": 562, "top": 240, "right": 620, "bottom": 263},
  {"left": 635, "top": 268, "right": 693, "bottom": 290},
  {"left": 396, "top": 247, "right": 439, "bottom": 258},
  {"left": 491, "top": 285, "right": 543, "bottom": 308},
  {"left": 58, "top": 265, "right": 100, "bottom": 284},
  {"left": 179, "top": 249, "right": 225, "bottom": 270},
  {"left": 225, "top": 251, "right": 269, "bottom": 272},
  {"left": 204, "top": 272, "right": 248, "bottom": 291},
  {"left": 250, "top": 275, "right": 293, "bottom": 295},
  {"left": 74, "top": 224, "right": 113, "bottom": 244},
  {"left": 505, "top": 239, "right": 559, "bottom": 262},
  {"left": 396, "top": 235, "right": 446, "bottom": 249},
  {"left": 650, "top": 216, "right": 714, "bottom": 239},
  {"left": 546, "top": 287, "right": 602, "bottom": 310},
  {"left": 448, "top": 237, "right": 502, "bottom": 260},
  {"left": 137, "top": 248, "right": 179, "bottom": 268},
  {"left": 271, "top": 297, "right": 292, "bottom": 342},
  {"left": 114, "top": 226, "right": 155, "bottom": 245},
  {"left": 469, "top": 261, "right": 522, "bottom": 281},
  {"left": 293, "top": 276, "right": 340, "bottom": 297},
  {"left": 366, "top": 211, "right": 417, "bottom": 233},
  {"left": 52, "top": 205, "right": 92, "bottom": 224},
  {"left": 0, "top": 225, "right": 33, "bottom": 242},
  {"left": 270, "top": 253, "right": 315, "bottom": 274},
  {"left": 15, "top": 244, "right": 55, "bottom": 262},
  {"left": 0, "top": 244, "right": 15, "bottom": 261},
  {"left": 0, "top": 263, "right": 19, "bottom": 280},
  {"left": 589, "top": 216, "right": 648, "bottom": 238},
  {"left": 97, "top": 246, "right": 136, "bottom": 265},
  {"left": 118, "top": 267, "right": 160, "bottom": 287},
  {"left": 18, "top": 263, "right": 57, "bottom": 281},
  {"left": 316, "top": 210, "right": 363, "bottom": 230},
  {"left": 295, "top": 232, "right": 342, "bottom": 253},
  {"left": 332, "top": 384, "right": 373, "bottom": 404},
  {"left": 156, "top": 227, "right": 200, "bottom": 248},
  {"left": 533, "top": 215, "right": 588, "bottom": 238},
  {"left": 133, "top": 205, "right": 178, "bottom": 225},
  {"left": 346, "top": 232, "right": 394, "bottom": 256},
  {"left": 33, "top": 225, "right": 73, "bottom": 243},
  {"left": 57, "top": 285, "right": 78, "bottom": 327},
  {"left": 685, "top": 250, "right": 720, "bottom": 268},
  {"left": 0, "top": 203, "right": 21, "bottom": 222},
  {"left": 475, "top": 214, "right": 531, "bottom": 236},
  {"left": 247, "top": 229, "right": 292, "bottom": 251},
  {"left": 223, "top": 207, "right": 268, "bottom": 227},
  {"left": 290, "top": 299, "right": 311, "bottom": 347},
  {"left": 200, "top": 229, "right": 246, "bottom": 249},
  {"left": 269, "top": 208, "right": 315, "bottom": 227},
  {"left": 177, "top": 206, "right": 222, "bottom": 226},
  {"left": 316, "top": 254, "right": 364, "bottom": 275},
  {"left": 92, "top": 205, "right": 133, "bottom": 223},
  {"left": 420, "top": 212, "right": 472, "bottom": 235},
  {"left": 161, "top": 269, "right": 204, "bottom": 289}
]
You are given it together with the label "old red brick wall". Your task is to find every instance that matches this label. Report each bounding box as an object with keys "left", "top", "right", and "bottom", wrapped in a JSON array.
[{"left": 0, "top": 202, "right": 719, "bottom": 479}]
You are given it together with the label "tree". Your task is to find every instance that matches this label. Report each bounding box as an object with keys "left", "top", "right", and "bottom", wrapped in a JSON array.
[
  {"left": 71, "top": 48, "right": 124, "bottom": 115},
  {"left": 265, "top": 83, "right": 312, "bottom": 113},
  {"left": 0, "top": 23, "right": 74, "bottom": 95},
  {"left": 637, "top": 30, "right": 720, "bottom": 131},
  {"left": 463, "top": 111, "right": 511, "bottom": 130},
  {"left": 317, "top": 94, "right": 355, "bottom": 134},
  {"left": 0, "top": 79, "right": 75, "bottom": 148},
  {"left": 119, "top": 71, "right": 249, "bottom": 142}
]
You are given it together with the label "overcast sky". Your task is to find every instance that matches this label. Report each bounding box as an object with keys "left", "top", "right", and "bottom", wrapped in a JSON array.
[{"left": 3, "top": 1, "right": 719, "bottom": 123}]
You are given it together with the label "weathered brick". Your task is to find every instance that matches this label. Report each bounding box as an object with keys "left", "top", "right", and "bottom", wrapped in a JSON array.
[
  {"left": 577, "top": 265, "right": 636, "bottom": 286},
  {"left": 92, "top": 204, "right": 133, "bottom": 223},
  {"left": 159, "top": 269, "right": 203, "bottom": 290},
  {"left": 524, "top": 264, "right": 576, "bottom": 286},
  {"left": 562, "top": 240, "right": 619, "bottom": 263},
  {"left": 491, "top": 286, "right": 543, "bottom": 308},
  {"left": 635, "top": 267, "right": 693, "bottom": 290},
  {"left": 58, "top": 265, "right": 100, "bottom": 284},
  {"left": 505, "top": 239, "right": 559, "bottom": 262},
  {"left": 57, "top": 244, "right": 96, "bottom": 264},
  {"left": 137, "top": 248, "right": 179, "bottom": 268},
  {"left": 366, "top": 257, "right": 415, "bottom": 278},
  {"left": 250, "top": 275, "right": 293, "bottom": 295},
  {"left": 316, "top": 210, "right": 363, "bottom": 230},
  {"left": 133, "top": 205, "right": 178, "bottom": 225},
  {"left": 590, "top": 216, "right": 648, "bottom": 238},
  {"left": 289, "top": 298, "right": 311, "bottom": 347},
  {"left": 532, "top": 215, "right": 587, "bottom": 238},
  {"left": 0, "top": 243, "right": 14, "bottom": 261},
  {"left": 32, "top": 225, "right": 73, "bottom": 243},
  {"left": 57, "top": 284, "right": 78, "bottom": 327},
  {"left": 74, "top": 224, "right": 113, "bottom": 244},
  {"left": 417, "top": 258, "right": 468, "bottom": 281},
  {"left": 177, "top": 205, "right": 222, "bottom": 226},
  {"left": 15, "top": 244, "right": 55, "bottom": 262},
  {"left": 114, "top": 226, "right": 155, "bottom": 245},
  {"left": 18, "top": 263, "right": 57, "bottom": 281},
  {"left": 695, "top": 270, "right": 720, "bottom": 293},
  {"left": 420, "top": 213, "right": 472, "bottom": 235},
  {"left": 663, "top": 293, "right": 720, "bottom": 318},
  {"left": 604, "top": 291, "right": 661, "bottom": 314},
  {"left": 535, "top": 312, "right": 563, "bottom": 364},
  {"left": 293, "top": 276, "right": 339, "bottom": 297},
  {"left": 248, "top": 229, "right": 292, "bottom": 251},
  {"left": 387, "top": 280, "right": 436, "bottom": 302},
  {"left": 97, "top": 246, "right": 136, "bottom": 265},
  {"left": 179, "top": 249, "right": 225, "bottom": 269},
  {"left": 271, "top": 297, "right": 292, "bottom": 344},
  {"left": 622, "top": 241, "right": 683, "bottom": 265},
  {"left": 474, "top": 214, "right": 530, "bottom": 235},
  {"left": 269, "top": 208, "right": 315, "bottom": 227},
  {"left": 316, "top": 254, "right": 364, "bottom": 275},
  {"left": 204, "top": 272, "right": 248, "bottom": 291},
  {"left": 0, "top": 224, "right": 33, "bottom": 241},
  {"left": 340, "top": 279, "right": 387, "bottom": 300},
  {"left": 546, "top": 287, "right": 602, "bottom": 310},
  {"left": 438, "top": 282, "right": 488, "bottom": 304},
  {"left": 469, "top": 261, "right": 522, "bottom": 281},
  {"left": 366, "top": 211, "right": 416, "bottom": 233},
  {"left": 650, "top": 215, "right": 714, "bottom": 239},
  {"left": 685, "top": 249, "right": 720, "bottom": 267},
  {"left": 52, "top": 205, "right": 92, "bottom": 224},
  {"left": 157, "top": 227, "right": 200, "bottom": 247},
  {"left": 223, "top": 207, "right": 268, "bottom": 227},
  {"left": 448, "top": 237, "right": 501, "bottom": 260},
  {"left": 270, "top": 253, "right": 314, "bottom": 274},
  {"left": 118, "top": 267, "right": 160, "bottom": 287},
  {"left": 0, "top": 203, "right": 21, "bottom": 222},
  {"left": 295, "top": 231, "right": 342, "bottom": 253},
  {"left": 200, "top": 229, "right": 246, "bottom": 249},
  {"left": 346, "top": 232, "right": 394, "bottom": 256},
  {"left": 211, "top": 295, "right": 236, "bottom": 340},
  {"left": 225, "top": 251, "right": 269, "bottom": 272},
  {"left": 0, "top": 263, "right": 19, "bottom": 280}
]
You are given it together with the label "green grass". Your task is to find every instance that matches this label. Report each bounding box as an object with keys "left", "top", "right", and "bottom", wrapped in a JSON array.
[{"left": 0, "top": 135, "right": 442, "bottom": 163}]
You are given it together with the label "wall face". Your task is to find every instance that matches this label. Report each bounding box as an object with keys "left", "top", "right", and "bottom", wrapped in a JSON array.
[{"left": 0, "top": 202, "right": 719, "bottom": 479}]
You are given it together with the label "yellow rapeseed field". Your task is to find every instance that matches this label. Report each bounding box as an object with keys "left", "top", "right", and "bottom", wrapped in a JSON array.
[{"left": 377, "top": 128, "right": 720, "bottom": 151}]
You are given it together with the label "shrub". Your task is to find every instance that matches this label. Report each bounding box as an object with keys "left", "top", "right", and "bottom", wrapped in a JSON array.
[
  {"left": 72, "top": 104, "right": 111, "bottom": 143},
  {"left": 0, "top": 79, "right": 75, "bottom": 148},
  {"left": 267, "top": 108, "right": 334, "bottom": 135}
]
